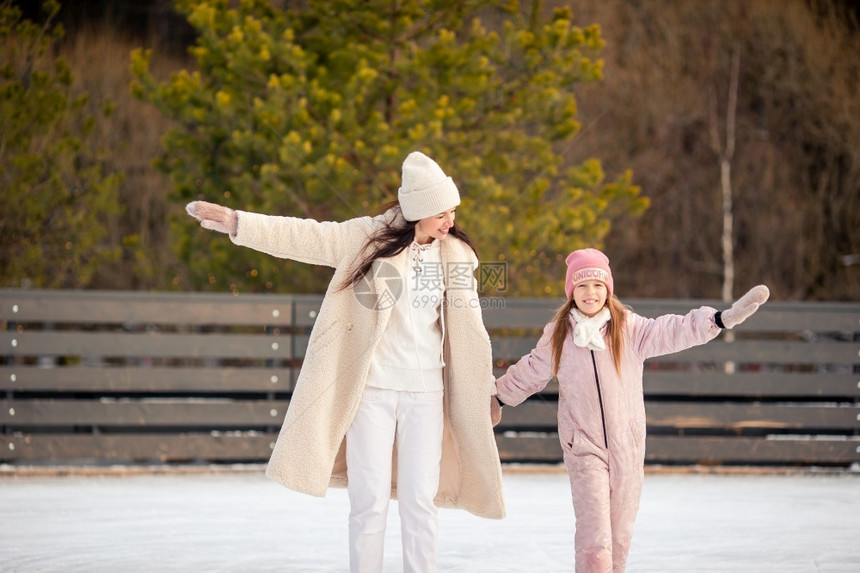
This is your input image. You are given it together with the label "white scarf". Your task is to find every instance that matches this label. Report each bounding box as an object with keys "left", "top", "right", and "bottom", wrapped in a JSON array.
[{"left": 571, "top": 307, "right": 611, "bottom": 351}]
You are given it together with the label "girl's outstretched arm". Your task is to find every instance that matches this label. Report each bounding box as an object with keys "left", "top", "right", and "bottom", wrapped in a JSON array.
[
  {"left": 632, "top": 284, "right": 771, "bottom": 360},
  {"left": 495, "top": 322, "right": 555, "bottom": 406}
]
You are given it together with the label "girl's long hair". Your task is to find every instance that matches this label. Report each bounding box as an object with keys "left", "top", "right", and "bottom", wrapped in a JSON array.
[
  {"left": 340, "top": 201, "right": 478, "bottom": 290},
  {"left": 549, "top": 294, "right": 628, "bottom": 376}
]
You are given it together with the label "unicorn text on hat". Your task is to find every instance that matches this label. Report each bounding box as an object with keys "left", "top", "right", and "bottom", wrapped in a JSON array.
[{"left": 570, "top": 268, "right": 610, "bottom": 285}]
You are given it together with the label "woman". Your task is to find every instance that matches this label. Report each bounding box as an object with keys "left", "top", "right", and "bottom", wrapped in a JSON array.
[{"left": 186, "top": 151, "right": 505, "bottom": 573}]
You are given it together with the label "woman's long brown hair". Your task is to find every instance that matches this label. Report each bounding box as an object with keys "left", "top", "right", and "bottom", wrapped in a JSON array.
[
  {"left": 550, "top": 294, "right": 628, "bottom": 376},
  {"left": 340, "top": 201, "right": 478, "bottom": 290}
]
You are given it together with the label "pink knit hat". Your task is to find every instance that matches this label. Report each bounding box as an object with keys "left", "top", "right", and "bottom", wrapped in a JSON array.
[{"left": 564, "top": 248, "right": 614, "bottom": 300}]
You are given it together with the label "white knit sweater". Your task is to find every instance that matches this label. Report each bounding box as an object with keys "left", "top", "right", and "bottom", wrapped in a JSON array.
[{"left": 367, "top": 239, "right": 445, "bottom": 392}]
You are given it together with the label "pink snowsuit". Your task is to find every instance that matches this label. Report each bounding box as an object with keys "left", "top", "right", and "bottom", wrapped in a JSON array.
[{"left": 496, "top": 306, "right": 721, "bottom": 572}]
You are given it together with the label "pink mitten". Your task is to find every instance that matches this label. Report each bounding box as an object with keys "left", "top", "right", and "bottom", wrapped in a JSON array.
[
  {"left": 720, "top": 285, "right": 770, "bottom": 329},
  {"left": 186, "top": 201, "right": 238, "bottom": 235}
]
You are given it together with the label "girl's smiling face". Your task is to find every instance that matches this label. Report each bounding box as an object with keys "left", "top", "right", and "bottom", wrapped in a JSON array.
[
  {"left": 573, "top": 280, "right": 608, "bottom": 317},
  {"left": 415, "top": 208, "right": 456, "bottom": 244}
]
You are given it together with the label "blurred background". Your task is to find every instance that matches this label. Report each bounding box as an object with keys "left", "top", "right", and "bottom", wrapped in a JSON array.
[
  {"left": 3, "top": 0, "right": 859, "bottom": 301},
  {"left": 2, "top": 0, "right": 858, "bottom": 476}
]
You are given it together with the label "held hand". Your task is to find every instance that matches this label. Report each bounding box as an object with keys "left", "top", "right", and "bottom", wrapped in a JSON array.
[
  {"left": 490, "top": 395, "right": 503, "bottom": 427},
  {"left": 720, "top": 285, "right": 770, "bottom": 329},
  {"left": 186, "top": 201, "right": 238, "bottom": 235}
]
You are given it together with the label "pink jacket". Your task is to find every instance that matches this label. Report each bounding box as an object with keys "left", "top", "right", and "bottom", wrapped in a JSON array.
[{"left": 496, "top": 307, "right": 721, "bottom": 454}]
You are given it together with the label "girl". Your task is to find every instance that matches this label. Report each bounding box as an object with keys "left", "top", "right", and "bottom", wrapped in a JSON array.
[
  {"left": 187, "top": 151, "right": 505, "bottom": 573},
  {"left": 494, "top": 248, "right": 769, "bottom": 572}
]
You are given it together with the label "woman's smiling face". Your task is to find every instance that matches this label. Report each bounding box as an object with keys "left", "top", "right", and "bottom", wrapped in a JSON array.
[{"left": 415, "top": 208, "right": 456, "bottom": 244}]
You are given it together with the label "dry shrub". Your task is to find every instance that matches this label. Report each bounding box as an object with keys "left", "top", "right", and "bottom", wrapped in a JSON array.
[
  {"left": 561, "top": 0, "right": 859, "bottom": 301},
  {"left": 63, "top": 24, "right": 188, "bottom": 289}
]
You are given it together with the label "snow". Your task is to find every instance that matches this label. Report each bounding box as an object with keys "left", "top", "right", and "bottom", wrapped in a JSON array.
[{"left": 1, "top": 467, "right": 858, "bottom": 572}]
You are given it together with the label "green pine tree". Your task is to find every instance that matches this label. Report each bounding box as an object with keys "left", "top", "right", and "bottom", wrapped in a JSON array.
[
  {"left": 132, "top": 0, "right": 648, "bottom": 296},
  {"left": 1, "top": 0, "right": 123, "bottom": 288}
]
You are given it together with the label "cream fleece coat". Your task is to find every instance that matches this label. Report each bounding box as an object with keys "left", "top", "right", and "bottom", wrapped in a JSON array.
[{"left": 230, "top": 207, "right": 505, "bottom": 519}]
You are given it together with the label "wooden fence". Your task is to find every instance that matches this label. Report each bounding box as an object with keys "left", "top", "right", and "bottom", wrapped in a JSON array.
[{"left": 1, "top": 289, "right": 858, "bottom": 468}]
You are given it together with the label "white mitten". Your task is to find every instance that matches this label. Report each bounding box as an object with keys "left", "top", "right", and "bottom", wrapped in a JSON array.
[
  {"left": 719, "top": 285, "right": 770, "bottom": 329},
  {"left": 186, "top": 201, "right": 238, "bottom": 235}
]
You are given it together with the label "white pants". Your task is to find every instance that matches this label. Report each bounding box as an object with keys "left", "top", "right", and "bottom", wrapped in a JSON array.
[{"left": 346, "top": 386, "right": 444, "bottom": 573}]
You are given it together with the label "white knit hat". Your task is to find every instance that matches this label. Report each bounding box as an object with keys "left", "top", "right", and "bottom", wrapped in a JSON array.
[{"left": 397, "top": 151, "right": 461, "bottom": 221}]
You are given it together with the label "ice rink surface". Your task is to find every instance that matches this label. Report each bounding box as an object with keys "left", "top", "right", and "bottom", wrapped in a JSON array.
[{"left": 1, "top": 466, "right": 858, "bottom": 572}]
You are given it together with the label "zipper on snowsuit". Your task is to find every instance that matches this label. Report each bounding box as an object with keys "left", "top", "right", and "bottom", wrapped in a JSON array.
[{"left": 590, "top": 350, "right": 609, "bottom": 448}]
